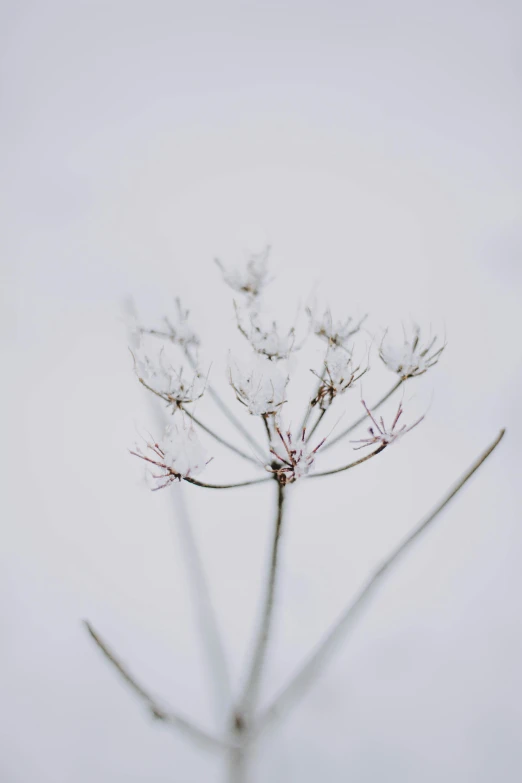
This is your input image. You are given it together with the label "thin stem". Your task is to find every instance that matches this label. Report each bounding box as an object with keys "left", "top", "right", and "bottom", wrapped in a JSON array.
[
  {"left": 262, "top": 414, "right": 273, "bottom": 445},
  {"left": 183, "top": 408, "right": 261, "bottom": 466},
  {"left": 256, "top": 428, "right": 505, "bottom": 732},
  {"left": 184, "top": 348, "right": 267, "bottom": 461},
  {"left": 169, "top": 485, "right": 233, "bottom": 725},
  {"left": 83, "top": 621, "right": 228, "bottom": 752},
  {"left": 136, "top": 377, "right": 260, "bottom": 467},
  {"left": 237, "top": 481, "right": 287, "bottom": 720},
  {"left": 305, "top": 408, "right": 327, "bottom": 443},
  {"left": 183, "top": 475, "right": 272, "bottom": 490},
  {"left": 321, "top": 379, "right": 403, "bottom": 452},
  {"left": 307, "top": 444, "right": 386, "bottom": 478}
]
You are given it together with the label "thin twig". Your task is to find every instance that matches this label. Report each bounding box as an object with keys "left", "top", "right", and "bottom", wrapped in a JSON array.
[
  {"left": 256, "top": 428, "right": 505, "bottom": 732},
  {"left": 183, "top": 408, "right": 261, "bottom": 466},
  {"left": 307, "top": 444, "right": 387, "bottom": 478},
  {"left": 136, "top": 376, "right": 260, "bottom": 467},
  {"left": 184, "top": 475, "right": 273, "bottom": 490},
  {"left": 237, "top": 481, "right": 287, "bottom": 721},
  {"left": 321, "top": 379, "right": 403, "bottom": 452},
  {"left": 305, "top": 408, "right": 327, "bottom": 443},
  {"left": 83, "top": 621, "right": 228, "bottom": 752},
  {"left": 169, "top": 485, "right": 233, "bottom": 725},
  {"left": 184, "top": 347, "right": 267, "bottom": 461}
]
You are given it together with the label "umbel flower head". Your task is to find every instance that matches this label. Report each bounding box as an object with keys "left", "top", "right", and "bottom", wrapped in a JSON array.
[
  {"left": 351, "top": 400, "right": 424, "bottom": 450},
  {"left": 308, "top": 307, "right": 367, "bottom": 349},
  {"left": 235, "top": 303, "right": 301, "bottom": 362},
  {"left": 140, "top": 298, "right": 200, "bottom": 351},
  {"left": 267, "top": 424, "right": 326, "bottom": 484},
  {"left": 215, "top": 246, "right": 272, "bottom": 299},
  {"left": 311, "top": 347, "right": 367, "bottom": 410},
  {"left": 131, "top": 422, "right": 210, "bottom": 490},
  {"left": 379, "top": 325, "right": 445, "bottom": 379},
  {"left": 133, "top": 347, "right": 206, "bottom": 406},
  {"left": 229, "top": 354, "right": 288, "bottom": 416}
]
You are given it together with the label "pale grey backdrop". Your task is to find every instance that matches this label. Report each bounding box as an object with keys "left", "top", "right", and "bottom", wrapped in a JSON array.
[{"left": 2, "top": 1, "right": 522, "bottom": 781}]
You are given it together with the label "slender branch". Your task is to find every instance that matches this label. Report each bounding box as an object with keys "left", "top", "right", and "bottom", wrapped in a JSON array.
[
  {"left": 256, "top": 428, "right": 505, "bottom": 732},
  {"left": 307, "top": 444, "right": 386, "bottom": 479},
  {"left": 183, "top": 408, "right": 261, "bottom": 467},
  {"left": 321, "top": 379, "right": 403, "bottom": 452},
  {"left": 83, "top": 621, "right": 228, "bottom": 752},
  {"left": 237, "top": 481, "right": 287, "bottom": 720},
  {"left": 184, "top": 348, "right": 267, "bottom": 461},
  {"left": 183, "top": 475, "right": 272, "bottom": 490},
  {"left": 169, "top": 485, "right": 233, "bottom": 724},
  {"left": 262, "top": 414, "right": 273, "bottom": 445},
  {"left": 305, "top": 407, "right": 327, "bottom": 443},
  {"left": 136, "top": 376, "right": 260, "bottom": 467}
]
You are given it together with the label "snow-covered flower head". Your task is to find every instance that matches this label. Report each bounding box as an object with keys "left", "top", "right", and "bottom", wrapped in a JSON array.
[
  {"left": 308, "top": 307, "right": 367, "bottom": 349},
  {"left": 351, "top": 401, "right": 423, "bottom": 450},
  {"left": 311, "top": 347, "right": 367, "bottom": 410},
  {"left": 131, "top": 422, "right": 210, "bottom": 490},
  {"left": 229, "top": 354, "right": 288, "bottom": 416},
  {"left": 215, "top": 246, "right": 272, "bottom": 299},
  {"left": 267, "top": 425, "right": 326, "bottom": 485},
  {"left": 141, "top": 298, "right": 199, "bottom": 351},
  {"left": 133, "top": 345, "right": 206, "bottom": 406},
  {"left": 379, "top": 325, "right": 445, "bottom": 379},
  {"left": 235, "top": 303, "right": 302, "bottom": 362}
]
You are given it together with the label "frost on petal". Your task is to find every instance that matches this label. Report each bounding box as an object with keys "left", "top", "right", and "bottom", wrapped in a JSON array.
[
  {"left": 235, "top": 303, "right": 301, "bottom": 361},
  {"left": 308, "top": 307, "right": 367, "bottom": 348},
  {"left": 131, "top": 423, "right": 210, "bottom": 490},
  {"left": 215, "top": 246, "right": 271, "bottom": 299},
  {"left": 267, "top": 425, "right": 325, "bottom": 484},
  {"left": 311, "top": 346, "right": 366, "bottom": 410},
  {"left": 229, "top": 354, "right": 288, "bottom": 415},
  {"left": 162, "top": 424, "right": 208, "bottom": 477},
  {"left": 134, "top": 341, "right": 206, "bottom": 405},
  {"left": 379, "top": 325, "right": 445, "bottom": 379}
]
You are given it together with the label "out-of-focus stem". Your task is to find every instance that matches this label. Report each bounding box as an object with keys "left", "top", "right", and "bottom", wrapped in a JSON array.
[
  {"left": 83, "top": 621, "right": 227, "bottom": 752},
  {"left": 256, "top": 429, "right": 506, "bottom": 732}
]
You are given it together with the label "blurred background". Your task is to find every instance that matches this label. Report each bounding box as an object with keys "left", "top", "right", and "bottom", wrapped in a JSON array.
[{"left": 2, "top": 1, "right": 522, "bottom": 781}]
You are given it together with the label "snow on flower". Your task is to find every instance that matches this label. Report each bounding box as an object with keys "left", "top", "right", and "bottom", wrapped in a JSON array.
[
  {"left": 351, "top": 401, "right": 423, "bottom": 450},
  {"left": 140, "top": 298, "right": 199, "bottom": 351},
  {"left": 379, "top": 325, "right": 445, "bottom": 379},
  {"left": 235, "top": 303, "right": 301, "bottom": 361},
  {"left": 131, "top": 423, "right": 210, "bottom": 490},
  {"left": 308, "top": 307, "right": 367, "bottom": 348},
  {"left": 311, "top": 346, "right": 367, "bottom": 410},
  {"left": 267, "top": 425, "right": 326, "bottom": 484},
  {"left": 133, "top": 343, "right": 206, "bottom": 406},
  {"left": 215, "top": 246, "right": 272, "bottom": 299},
  {"left": 229, "top": 353, "right": 288, "bottom": 416}
]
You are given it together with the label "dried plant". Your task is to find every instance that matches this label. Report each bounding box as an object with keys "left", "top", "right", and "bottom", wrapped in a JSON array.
[{"left": 86, "top": 250, "right": 504, "bottom": 782}]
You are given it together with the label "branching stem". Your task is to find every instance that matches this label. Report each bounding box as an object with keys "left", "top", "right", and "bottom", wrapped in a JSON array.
[
  {"left": 83, "top": 621, "right": 228, "bottom": 752},
  {"left": 256, "top": 428, "right": 505, "bottom": 732}
]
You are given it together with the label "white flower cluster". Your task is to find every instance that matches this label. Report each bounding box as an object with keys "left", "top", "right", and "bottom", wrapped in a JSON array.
[
  {"left": 131, "top": 250, "right": 443, "bottom": 489},
  {"left": 308, "top": 307, "right": 367, "bottom": 349},
  {"left": 132, "top": 423, "right": 209, "bottom": 490},
  {"left": 235, "top": 304, "right": 299, "bottom": 362},
  {"left": 134, "top": 345, "right": 206, "bottom": 405},
  {"left": 267, "top": 426, "right": 325, "bottom": 485},
  {"left": 352, "top": 401, "right": 423, "bottom": 450},
  {"left": 215, "top": 246, "right": 271, "bottom": 300},
  {"left": 229, "top": 354, "right": 288, "bottom": 416},
  {"left": 379, "top": 325, "right": 445, "bottom": 379},
  {"left": 311, "top": 346, "right": 367, "bottom": 410}
]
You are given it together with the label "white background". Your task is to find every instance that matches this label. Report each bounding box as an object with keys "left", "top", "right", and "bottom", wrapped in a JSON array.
[{"left": 2, "top": 1, "right": 522, "bottom": 781}]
